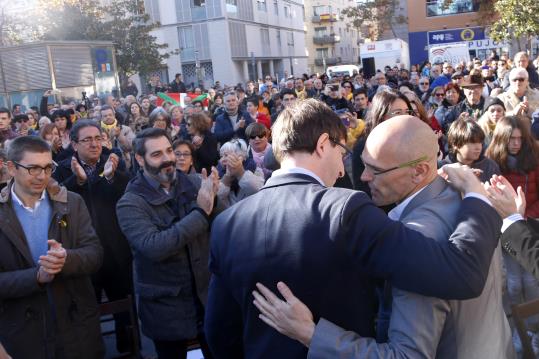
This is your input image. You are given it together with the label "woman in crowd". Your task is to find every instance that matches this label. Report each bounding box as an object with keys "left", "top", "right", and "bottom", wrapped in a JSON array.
[
  {"left": 76, "top": 103, "right": 89, "bottom": 119},
  {"left": 351, "top": 90, "right": 421, "bottom": 192},
  {"left": 51, "top": 109, "right": 72, "bottom": 150},
  {"left": 127, "top": 102, "right": 149, "bottom": 133},
  {"left": 245, "top": 123, "right": 273, "bottom": 180},
  {"left": 187, "top": 112, "right": 219, "bottom": 173},
  {"left": 440, "top": 118, "right": 500, "bottom": 182},
  {"left": 246, "top": 97, "right": 271, "bottom": 129},
  {"left": 217, "top": 138, "right": 264, "bottom": 208},
  {"left": 25, "top": 111, "right": 38, "bottom": 131},
  {"left": 341, "top": 80, "right": 354, "bottom": 102},
  {"left": 426, "top": 85, "right": 446, "bottom": 115},
  {"left": 486, "top": 115, "right": 539, "bottom": 351},
  {"left": 149, "top": 108, "right": 180, "bottom": 139},
  {"left": 210, "top": 93, "right": 224, "bottom": 119},
  {"left": 39, "top": 123, "right": 70, "bottom": 162},
  {"left": 478, "top": 97, "right": 506, "bottom": 146},
  {"left": 173, "top": 139, "right": 197, "bottom": 174},
  {"left": 435, "top": 83, "right": 462, "bottom": 130},
  {"left": 169, "top": 105, "right": 189, "bottom": 140}
]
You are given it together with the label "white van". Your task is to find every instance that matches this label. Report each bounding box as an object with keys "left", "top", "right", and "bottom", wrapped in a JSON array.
[{"left": 326, "top": 64, "right": 360, "bottom": 79}]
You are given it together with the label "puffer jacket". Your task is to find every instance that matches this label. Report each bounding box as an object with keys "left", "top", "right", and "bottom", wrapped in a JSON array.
[{"left": 504, "top": 165, "right": 539, "bottom": 218}]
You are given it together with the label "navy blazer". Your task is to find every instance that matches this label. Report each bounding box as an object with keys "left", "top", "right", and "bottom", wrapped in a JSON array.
[{"left": 205, "top": 173, "right": 501, "bottom": 359}]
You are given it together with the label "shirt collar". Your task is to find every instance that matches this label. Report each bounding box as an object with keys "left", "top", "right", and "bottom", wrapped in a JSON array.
[
  {"left": 272, "top": 166, "right": 325, "bottom": 186},
  {"left": 387, "top": 185, "right": 427, "bottom": 221},
  {"left": 11, "top": 183, "right": 47, "bottom": 212}
]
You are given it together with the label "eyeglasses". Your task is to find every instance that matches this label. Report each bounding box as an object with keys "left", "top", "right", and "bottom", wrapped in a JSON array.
[
  {"left": 363, "top": 155, "right": 428, "bottom": 176},
  {"left": 78, "top": 136, "right": 103, "bottom": 144},
  {"left": 419, "top": 82, "right": 429, "bottom": 85},
  {"left": 511, "top": 78, "right": 526, "bottom": 82},
  {"left": 328, "top": 138, "right": 352, "bottom": 158},
  {"left": 452, "top": 77, "right": 463, "bottom": 80},
  {"left": 174, "top": 151, "right": 192, "bottom": 158},
  {"left": 387, "top": 109, "right": 415, "bottom": 117},
  {"left": 435, "top": 93, "right": 445, "bottom": 97},
  {"left": 13, "top": 161, "right": 57, "bottom": 176},
  {"left": 186, "top": 123, "right": 191, "bottom": 127},
  {"left": 343, "top": 85, "right": 352, "bottom": 88},
  {"left": 249, "top": 134, "right": 266, "bottom": 140}
]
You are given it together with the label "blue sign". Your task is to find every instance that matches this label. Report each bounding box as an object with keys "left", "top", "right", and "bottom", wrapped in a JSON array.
[{"left": 428, "top": 27, "right": 486, "bottom": 45}]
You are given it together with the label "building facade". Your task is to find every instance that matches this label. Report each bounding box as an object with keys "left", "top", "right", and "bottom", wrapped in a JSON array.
[
  {"left": 303, "top": 0, "right": 360, "bottom": 74},
  {"left": 145, "top": 0, "right": 308, "bottom": 88},
  {"left": 407, "top": 0, "right": 507, "bottom": 65}
]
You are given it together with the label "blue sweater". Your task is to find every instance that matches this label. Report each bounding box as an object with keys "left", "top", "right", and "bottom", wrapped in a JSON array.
[{"left": 11, "top": 192, "right": 52, "bottom": 265}]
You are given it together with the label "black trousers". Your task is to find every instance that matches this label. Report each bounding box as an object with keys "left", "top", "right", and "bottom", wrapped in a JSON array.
[
  {"left": 154, "top": 332, "right": 213, "bottom": 359},
  {"left": 93, "top": 260, "right": 135, "bottom": 353}
]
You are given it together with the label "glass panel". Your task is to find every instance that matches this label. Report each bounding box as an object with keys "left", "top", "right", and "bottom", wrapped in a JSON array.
[{"left": 426, "top": 0, "right": 479, "bottom": 17}]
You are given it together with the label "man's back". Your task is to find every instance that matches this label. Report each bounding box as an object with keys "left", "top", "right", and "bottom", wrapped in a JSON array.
[
  {"left": 391, "top": 177, "right": 513, "bottom": 358},
  {"left": 206, "top": 173, "right": 378, "bottom": 358}
]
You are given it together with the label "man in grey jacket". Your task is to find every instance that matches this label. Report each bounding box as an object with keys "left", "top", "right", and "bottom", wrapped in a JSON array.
[
  {"left": 116, "top": 128, "right": 219, "bottom": 358},
  {"left": 253, "top": 116, "right": 514, "bottom": 358}
]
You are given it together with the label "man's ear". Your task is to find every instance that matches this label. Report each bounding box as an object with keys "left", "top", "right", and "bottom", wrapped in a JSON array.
[
  {"left": 412, "top": 162, "right": 431, "bottom": 184},
  {"left": 135, "top": 153, "right": 145, "bottom": 168},
  {"left": 315, "top": 133, "right": 330, "bottom": 157},
  {"left": 6, "top": 161, "right": 16, "bottom": 178}
]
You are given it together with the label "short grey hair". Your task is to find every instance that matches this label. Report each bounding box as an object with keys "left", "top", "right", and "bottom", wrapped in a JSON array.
[
  {"left": 219, "top": 138, "right": 248, "bottom": 158},
  {"left": 509, "top": 67, "right": 528, "bottom": 80}
]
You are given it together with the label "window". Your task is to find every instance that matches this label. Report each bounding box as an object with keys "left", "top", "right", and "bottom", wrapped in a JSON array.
[
  {"left": 260, "top": 28, "right": 270, "bottom": 54},
  {"left": 178, "top": 26, "right": 195, "bottom": 61},
  {"left": 276, "top": 30, "right": 281, "bottom": 47},
  {"left": 313, "top": 5, "right": 331, "bottom": 16},
  {"left": 316, "top": 48, "right": 329, "bottom": 59},
  {"left": 287, "top": 31, "right": 294, "bottom": 46},
  {"left": 284, "top": 5, "right": 290, "bottom": 17},
  {"left": 273, "top": 0, "right": 278, "bottom": 15},
  {"left": 257, "top": 0, "right": 267, "bottom": 12},
  {"left": 191, "top": 0, "right": 206, "bottom": 20},
  {"left": 192, "top": 0, "right": 205, "bottom": 6},
  {"left": 226, "top": 0, "right": 237, "bottom": 13},
  {"left": 426, "top": 0, "right": 479, "bottom": 17},
  {"left": 314, "top": 27, "right": 328, "bottom": 37}
]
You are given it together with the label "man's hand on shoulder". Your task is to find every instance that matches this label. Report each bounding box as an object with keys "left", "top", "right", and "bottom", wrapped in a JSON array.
[{"left": 438, "top": 163, "right": 486, "bottom": 196}]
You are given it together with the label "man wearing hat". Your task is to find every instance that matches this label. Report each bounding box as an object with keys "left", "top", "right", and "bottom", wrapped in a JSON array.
[
  {"left": 441, "top": 73, "right": 486, "bottom": 133},
  {"left": 498, "top": 67, "right": 539, "bottom": 122}
]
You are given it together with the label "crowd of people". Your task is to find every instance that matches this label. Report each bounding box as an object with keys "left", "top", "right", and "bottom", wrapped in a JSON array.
[{"left": 1, "top": 49, "right": 539, "bottom": 359}]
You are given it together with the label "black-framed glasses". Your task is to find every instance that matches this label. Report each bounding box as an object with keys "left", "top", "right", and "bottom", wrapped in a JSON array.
[
  {"left": 511, "top": 78, "right": 526, "bottom": 82},
  {"left": 363, "top": 155, "right": 428, "bottom": 176},
  {"left": 13, "top": 161, "right": 56, "bottom": 176},
  {"left": 329, "top": 138, "right": 352, "bottom": 158},
  {"left": 174, "top": 151, "right": 192, "bottom": 158}
]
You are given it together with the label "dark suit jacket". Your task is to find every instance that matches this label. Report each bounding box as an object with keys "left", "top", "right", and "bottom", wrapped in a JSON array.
[
  {"left": 205, "top": 173, "right": 501, "bottom": 359},
  {"left": 502, "top": 218, "right": 539, "bottom": 280}
]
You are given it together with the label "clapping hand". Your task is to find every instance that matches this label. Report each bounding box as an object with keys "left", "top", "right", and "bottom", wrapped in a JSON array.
[
  {"left": 485, "top": 174, "right": 526, "bottom": 218},
  {"left": 226, "top": 153, "right": 245, "bottom": 179},
  {"left": 197, "top": 168, "right": 217, "bottom": 215},
  {"left": 37, "top": 240, "right": 67, "bottom": 283},
  {"left": 103, "top": 153, "right": 119, "bottom": 179},
  {"left": 71, "top": 157, "right": 87, "bottom": 185}
]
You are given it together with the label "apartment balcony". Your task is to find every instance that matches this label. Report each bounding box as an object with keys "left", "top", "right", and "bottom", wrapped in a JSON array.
[
  {"left": 313, "top": 34, "right": 341, "bottom": 45},
  {"left": 311, "top": 13, "right": 338, "bottom": 23},
  {"left": 315, "top": 57, "right": 341, "bottom": 66}
]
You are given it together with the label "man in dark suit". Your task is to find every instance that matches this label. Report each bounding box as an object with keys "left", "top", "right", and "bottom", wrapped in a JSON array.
[
  {"left": 487, "top": 174, "right": 539, "bottom": 280},
  {"left": 205, "top": 99, "right": 501, "bottom": 358}
]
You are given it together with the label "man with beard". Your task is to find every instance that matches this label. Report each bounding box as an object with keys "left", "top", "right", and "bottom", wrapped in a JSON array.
[{"left": 116, "top": 128, "right": 220, "bottom": 359}]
